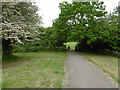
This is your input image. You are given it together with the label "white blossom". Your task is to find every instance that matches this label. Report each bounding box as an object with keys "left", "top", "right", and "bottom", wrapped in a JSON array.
[{"left": 2, "top": 2, "right": 42, "bottom": 45}]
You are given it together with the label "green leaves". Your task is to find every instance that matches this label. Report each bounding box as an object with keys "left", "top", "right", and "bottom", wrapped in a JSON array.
[{"left": 52, "top": 1, "right": 119, "bottom": 51}]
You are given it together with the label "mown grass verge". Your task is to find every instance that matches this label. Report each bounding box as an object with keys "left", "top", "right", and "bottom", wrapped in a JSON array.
[{"left": 2, "top": 51, "right": 67, "bottom": 88}]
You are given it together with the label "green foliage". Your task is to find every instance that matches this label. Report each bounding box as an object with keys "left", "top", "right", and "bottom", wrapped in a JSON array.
[
  {"left": 53, "top": 1, "right": 107, "bottom": 43},
  {"left": 2, "top": 2, "right": 42, "bottom": 58},
  {"left": 13, "top": 26, "right": 67, "bottom": 52},
  {"left": 13, "top": 44, "right": 42, "bottom": 53},
  {"left": 53, "top": 1, "right": 119, "bottom": 52},
  {"left": 4, "top": 1, "right": 119, "bottom": 54},
  {"left": 37, "top": 27, "right": 67, "bottom": 51}
]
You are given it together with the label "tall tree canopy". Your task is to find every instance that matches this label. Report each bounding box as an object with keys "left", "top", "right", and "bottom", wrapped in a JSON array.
[
  {"left": 2, "top": 2, "right": 42, "bottom": 59},
  {"left": 53, "top": 1, "right": 119, "bottom": 52}
]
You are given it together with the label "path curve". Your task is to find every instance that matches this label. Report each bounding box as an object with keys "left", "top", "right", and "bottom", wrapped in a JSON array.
[{"left": 65, "top": 50, "right": 118, "bottom": 88}]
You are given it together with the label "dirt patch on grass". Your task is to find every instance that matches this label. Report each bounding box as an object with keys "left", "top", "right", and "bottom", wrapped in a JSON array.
[{"left": 2, "top": 59, "right": 27, "bottom": 68}]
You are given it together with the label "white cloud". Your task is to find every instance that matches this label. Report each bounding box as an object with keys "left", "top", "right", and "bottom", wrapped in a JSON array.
[
  {"left": 100, "top": 0, "right": 119, "bottom": 13},
  {"left": 35, "top": 0, "right": 72, "bottom": 27}
]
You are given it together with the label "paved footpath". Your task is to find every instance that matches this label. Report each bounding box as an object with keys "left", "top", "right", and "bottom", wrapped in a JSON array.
[{"left": 65, "top": 51, "right": 118, "bottom": 88}]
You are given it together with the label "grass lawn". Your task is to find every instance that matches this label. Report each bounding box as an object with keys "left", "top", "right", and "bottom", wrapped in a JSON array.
[
  {"left": 79, "top": 52, "right": 118, "bottom": 83},
  {"left": 2, "top": 51, "right": 67, "bottom": 88}
]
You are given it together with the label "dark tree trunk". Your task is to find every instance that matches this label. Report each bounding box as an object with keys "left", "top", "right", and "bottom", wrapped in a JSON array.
[{"left": 2, "top": 39, "right": 13, "bottom": 59}]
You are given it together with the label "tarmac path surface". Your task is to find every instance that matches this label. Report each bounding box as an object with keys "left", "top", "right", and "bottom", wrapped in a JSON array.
[{"left": 65, "top": 50, "right": 118, "bottom": 88}]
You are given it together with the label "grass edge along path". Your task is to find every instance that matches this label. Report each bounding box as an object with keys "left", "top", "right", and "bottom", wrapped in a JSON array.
[
  {"left": 78, "top": 52, "right": 119, "bottom": 84},
  {"left": 2, "top": 51, "right": 67, "bottom": 88}
]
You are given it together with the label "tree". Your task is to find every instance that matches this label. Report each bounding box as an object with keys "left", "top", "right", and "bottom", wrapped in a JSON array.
[
  {"left": 37, "top": 26, "right": 66, "bottom": 50},
  {"left": 53, "top": 1, "right": 107, "bottom": 51},
  {"left": 104, "top": 7, "right": 120, "bottom": 51},
  {"left": 2, "top": 2, "right": 42, "bottom": 59}
]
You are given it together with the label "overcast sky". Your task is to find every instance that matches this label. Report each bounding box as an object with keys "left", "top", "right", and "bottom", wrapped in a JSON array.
[{"left": 34, "top": 0, "right": 120, "bottom": 27}]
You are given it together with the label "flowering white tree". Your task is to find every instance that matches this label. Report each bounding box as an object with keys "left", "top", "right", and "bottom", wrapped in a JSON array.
[{"left": 2, "top": 2, "right": 42, "bottom": 59}]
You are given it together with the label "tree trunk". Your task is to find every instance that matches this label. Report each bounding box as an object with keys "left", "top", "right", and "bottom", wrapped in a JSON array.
[{"left": 2, "top": 39, "right": 13, "bottom": 59}]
